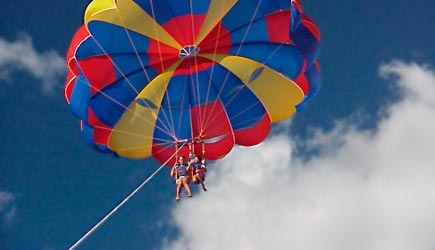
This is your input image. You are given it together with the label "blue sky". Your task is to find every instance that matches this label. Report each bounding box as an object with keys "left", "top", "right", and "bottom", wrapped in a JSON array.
[{"left": 1, "top": 1, "right": 434, "bottom": 250}]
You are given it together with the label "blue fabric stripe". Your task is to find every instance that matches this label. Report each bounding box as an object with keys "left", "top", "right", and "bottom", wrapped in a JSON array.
[
  {"left": 202, "top": 63, "right": 245, "bottom": 99},
  {"left": 231, "top": 43, "right": 303, "bottom": 79},
  {"left": 154, "top": 75, "right": 192, "bottom": 143},
  {"left": 160, "top": 74, "right": 190, "bottom": 109},
  {"left": 109, "top": 54, "right": 155, "bottom": 82},
  {"left": 153, "top": 107, "right": 192, "bottom": 145},
  {"left": 222, "top": 0, "right": 291, "bottom": 31},
  {"left": 75, "top": 36, "right": 104, "bottom": 60},
  {"left": 305, "top": 63, "right": 322, "bottom": 100},
  {"left": 296, "top": 63, "right": 322, "bottom": 111},
  {"left": 77, "top": 21, "right": 151, "bottom": 59},
  {"left": 222, "top": 86, "right": 266, "bottom": 130},
  {"left": 187, "top": 71, "right": 219, "bottom": 106},
  {"left": 292, "top": 25, "right": 321, "bottom": 66},
  {"left": 135, "top": 0, "right": 209, "bottom": 25},
  {"left": 81, "top": 122, "right": 113, "bottom": 153},
  {"left": 205, "top": 63, "right": 265, "bottom": 129},
  {"left": 290, "top": 4, "right": 302, "bottom": 33},
  {"left": 69, "top": 75, "right": 90, "bottom": 122},
  {"left": 81, "top": 121, "right": 96, "bottom": 146},
  {"left": 89, "top": 70, "right": 157, "bottom": 127},
  {"left": 226, "top": 17, "right": 269, "bottom": 45}
]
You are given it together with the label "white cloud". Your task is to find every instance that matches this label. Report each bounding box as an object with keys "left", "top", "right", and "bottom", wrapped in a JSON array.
[
  {"left": 0, "top": 191, "right": 16, "bottom": 224},
  {"left": 0, "top": 34, "right": 66, "bottom": 95},
  {"left": 163, "top": 61, "right": 435, "bottom": 250}
]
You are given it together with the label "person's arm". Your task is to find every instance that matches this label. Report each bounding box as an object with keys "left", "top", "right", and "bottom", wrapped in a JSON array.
[
  {"left": 186, "top": 163, "right": 192, "bottom": 171},
  {"left": 170, "top": 165, "right": 176, "bottom": 178}
]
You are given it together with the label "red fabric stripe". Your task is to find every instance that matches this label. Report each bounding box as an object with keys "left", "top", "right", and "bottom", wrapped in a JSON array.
[
  {"left": 292, "top": 0, "right": 302, "bottom": 13},
  {"left": 199, "top": 134, "right": 234, "bottom": 160},
  {"left": 294, "top": 59, "right": 309, "bottom": 94},
  {"left": 153, "top": 101, "right": 236, "bottom": 166},
  {"left": 65, "top": 26, "right": 89, "bottom": 102},
  {"left": 265, "top": 11, "right": 292, "bottom": 43},
  {"left": 88, "top": 108, "right": 112, "bottom": 145},
  {"left": 146, "top": 41, "right": 179, "bottom": 73},
  {"left": 234, "top": 114, "right": 271, "bottom": 146},
  {"left": 162, "top": 14, "right": 205, "bottom": 46},
  {"left": 302, "top": 14, "right": 321, "bottom": 41},
  {"left": 152, "top": 145, "right": 190, "bottom": 167},
  {"left": 172, "top": 57, "right": 214, "bottom": 76},
  {"left": 78, "top": 56, "right": 117, "bottom": 95},
  {"left": 64, "top": 72, "right": 75, "bottom": 103},
  {"left": 65, "top": 25, "right": 88, "bottom": 68},
  {"left": 190, "top": 101, "right": 232, "bottom": 140},
  {"left": 190, "top": 101, "right": 234, "bottom": 159},
  {"left": 198, "top": 22, "right": 231, "bottom": 54}
]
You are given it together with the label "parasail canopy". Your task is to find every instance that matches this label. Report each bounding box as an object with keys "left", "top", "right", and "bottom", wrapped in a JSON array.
[{"left": 64, "top": 0, "right": 321, "bottom": 165}]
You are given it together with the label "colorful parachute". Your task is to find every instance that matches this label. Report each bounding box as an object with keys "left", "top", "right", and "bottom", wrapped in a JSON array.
[{"left": 64, "top": 0, "right": 321, "bottom": 165}]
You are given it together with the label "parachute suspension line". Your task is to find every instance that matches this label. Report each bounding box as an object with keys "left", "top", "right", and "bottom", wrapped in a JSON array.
[
  {"left": 206, "top": 1, "right": 294, "bottom": 133},
  {"left": 187, "top": 0, "right": 208, "bottom": 136},
  {"left": 78, "top": 36, "right": 176, "bottom": 141},
  {"left": 188, "top": 141, "right": 193, "bottom": 155},
  {"left": 216, "top": 42, "right": 289, "bottom": 127},
  {"left": 199, "top": 1, "right": 228, "bottom": 137},
  {"left": 234, "top": 0, "right": 263, "bottom": 56},
  {"left": 114, "top": 5, "right": 178, "bottom": 139},
  {"left": 87, "top": 36, "right": 139, "bottom": 95},
  {"left": 202, "top": 142, "right": 206, "bottom": 158},
  {"left": 174, "top": 142, "right": 179, "bottom": 161},
  {"left": 88, "top": 2, "right": 178, "bottom": 142},
  {"left": 91, "top": 125, "right": 175, "bottom": 145},
  {"left": 148, "top": 0, "right": 168, "bottom": 74},
  {"left": 68, "top": 143, "right": 186, "bottom": 250},
  {"left": 115, "top": 12, "right": 152, "bottom": 84},
  {"left": 200, "top": 0, "right": 265, "bottom": 133},
  {"left": 146, "top": 0, "right": 180, "bottom": 138}
]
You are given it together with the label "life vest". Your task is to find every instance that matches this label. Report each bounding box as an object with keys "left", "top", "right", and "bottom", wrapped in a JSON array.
[
  {"left": 176, "top": 164, "right": 188, "bottom": 177},
  {"left": 191, "top": 162, "right": 205, "bottom": 174}
]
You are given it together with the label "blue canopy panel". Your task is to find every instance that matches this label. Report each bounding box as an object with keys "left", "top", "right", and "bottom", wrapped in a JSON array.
[
  {"left": 78, "top": 21, "right": 150, "bottom": 58},
  {"left": 82, "top": 21, "right": 156, "bottom": 77},
  {"left": 292, "top": 23, "right": 321, "bottom": 66},
  {"left": 153, "top": 72, "right": 193, "bottom": 145},
  {"left": 68, "top": 75, "right": 91, "bottom": 122},
  {"left": 135, "top": 0, "right": 209, "bottom": 25},
  {"left": 221, "top": 0, "right": 291, "bottom": 32},
  {"left": 231, "top": 43, "right": 304, "bottom": 79},
  {"left": 290, "top": 1, "right": 302, "bottom": 33},
  {"left": 80, "top": 121, "right": 113, "bottom": 153},
  {"left": 89, "top": 69, "right": 158, "bottom": 127},
  {"left": 224, "top": 15, "right": 269, "bottom": 46},
  {"left": 201, "top": 62, "right": 267, "bottom": 130},
  {"left": 296, "top": 61, "right": 321, "bottom": 111}
]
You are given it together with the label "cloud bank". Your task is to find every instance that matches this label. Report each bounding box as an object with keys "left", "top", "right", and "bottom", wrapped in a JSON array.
[
  {"left": 0, "top": 34, "right": 66, "bottom": 95},
  {"left": 164, "top": 61, "right": 435, "bottom": 250},
  {"left": 0, "top": 191, "right": 16, "bottom": 225}
]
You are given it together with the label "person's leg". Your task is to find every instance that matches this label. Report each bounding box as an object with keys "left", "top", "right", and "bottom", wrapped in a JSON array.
[
  {"left": 176, "top": 180, "right": 182, "bottom": 200},
  {"left": 197, "top": 173, "right": 207, "bottom": 191},
  {"left": 182, "top": 178, "right": 192, "bottom": 197},
  {"left": 192, "top": 174, "right": 199, "bottom": 184}
]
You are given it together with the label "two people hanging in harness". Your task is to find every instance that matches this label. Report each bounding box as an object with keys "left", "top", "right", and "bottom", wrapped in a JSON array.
[{"left": 170, "top": 150, "right": 207, "bottom": 201}]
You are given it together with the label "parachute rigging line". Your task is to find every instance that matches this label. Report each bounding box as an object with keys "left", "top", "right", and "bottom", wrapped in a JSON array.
[{"left": 68, "top": 142, "right": 187, "bottom": 250}]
